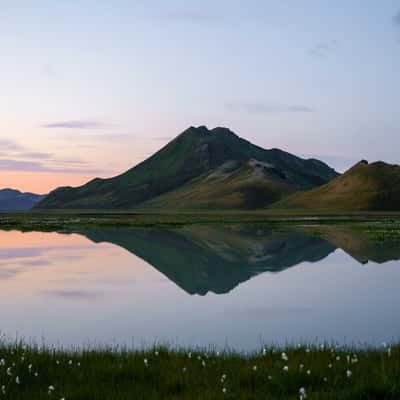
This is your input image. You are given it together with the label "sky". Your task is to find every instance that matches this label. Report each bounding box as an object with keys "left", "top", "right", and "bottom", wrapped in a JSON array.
[{"left": 1, "top": 0, "right": 399, "bottom": 194}]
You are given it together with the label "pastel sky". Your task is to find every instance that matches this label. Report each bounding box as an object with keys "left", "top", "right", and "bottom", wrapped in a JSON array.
[{"left": 1, "top": 0, "right": 399, "bottom": 193}]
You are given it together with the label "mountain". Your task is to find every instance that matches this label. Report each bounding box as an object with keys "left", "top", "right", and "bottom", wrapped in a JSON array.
[
  {"left": 36, "top": 126, "right": 338, "bottom": 210},
  {"left": 0, "top": 189, "right": 45, "bottom": 211},
  {"left": 77, "top": 225, "right": 336, "bottom": 295},
  {"left": 275, "top": 160, "right": 400, "bottom": 211}
]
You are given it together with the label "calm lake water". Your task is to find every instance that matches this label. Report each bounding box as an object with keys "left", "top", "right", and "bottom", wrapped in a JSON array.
[{"left": 0, "top": 224, "right": 399, "bottom": 350}]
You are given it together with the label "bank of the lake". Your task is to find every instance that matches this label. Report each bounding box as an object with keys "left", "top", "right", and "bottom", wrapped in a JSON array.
[{"left": 0, "top": 342, "right": 399, "bottom": 399}]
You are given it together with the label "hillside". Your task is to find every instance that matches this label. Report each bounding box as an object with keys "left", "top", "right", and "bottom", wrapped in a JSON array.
[
  {"left": 0, "top": 189, "right": 45, "bottom": 211},
  {"left": 275, "top": 160, "right": 400, "bottom": 211},
  {"left": 36, "top": 126, "right": 338, "bottom": 210},
  {"left": 141, "top": 159, "right": 296, "bottom": 209}
]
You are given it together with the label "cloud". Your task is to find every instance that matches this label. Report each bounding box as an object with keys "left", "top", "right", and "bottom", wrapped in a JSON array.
[
  {"left": 20, "top": 152, "right": 53, "bottom": 160},
  {"left": 164, "top": 11, "right": 219, "bottom": 23},
  {"left": 0, "top": 139, "right": 24, "bottom": 151},
  {"left": 308, "top": 40, "right": 339, "bottom": 57},
  {"left": 42, "top": 120, "right": 110, "bottom": 129},
  {"left": 43, "top": 289, "right": 105, "bottom": 300},
  {"left": 0, "top": 159, "right": 106, "bottom": 174},
  {"left": 226, "top": 102, "right": 314, "bottom": 115},
  {"left": 394, "top": 10, "right": 400, "bottom": 25}
]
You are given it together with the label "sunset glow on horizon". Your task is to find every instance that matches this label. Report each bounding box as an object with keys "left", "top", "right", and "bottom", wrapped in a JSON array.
[{"left": 1, "top": 1, "right": 399, "bottom": 193}]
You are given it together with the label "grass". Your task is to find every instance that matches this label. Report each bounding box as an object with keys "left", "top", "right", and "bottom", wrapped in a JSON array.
[
  {"left": 1, "top": 210, "right": 400, "bottom": 232},
  {"left": 0, "top": 341, "right": 399, "bottom": 399}
]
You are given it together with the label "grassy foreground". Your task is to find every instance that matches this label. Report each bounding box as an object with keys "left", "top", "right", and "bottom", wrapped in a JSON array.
[{"left": 1, "top": 343, "right": 399, "bottom": 400}]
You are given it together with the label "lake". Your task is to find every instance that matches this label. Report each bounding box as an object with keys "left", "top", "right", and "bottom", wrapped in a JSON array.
[{"left": 0, "top": 224, "right": 399, "bottom": 351}]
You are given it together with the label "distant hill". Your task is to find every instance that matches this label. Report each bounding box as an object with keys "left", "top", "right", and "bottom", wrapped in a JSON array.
[
  {"left": 275, "top": 160, "right": 400, "bottom": 211},
  {"left": 36, "top": 126, "right": 338, "bottom": 210},
  {"left": 0, "top": 189, "right": 45, "bottom": 211}
]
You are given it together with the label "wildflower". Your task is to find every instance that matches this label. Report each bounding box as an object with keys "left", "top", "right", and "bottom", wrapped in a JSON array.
[
  {"left": 281, "top": 352, "right": 288, "bottom": 361},
  {"left": 324, "top": 377, "right": 328, "bottom": 382},
  {"left": 252, "top": 365, "right": 257, "bottom": 371},
  {"left": 77, "top": 362, "right": 81, "bottom": 367},
  {"left": 222, "top": 387, "right": 227, "bottom": 394},
  {"left": 306, "top": 370, "right": 311, "bottom": 375},
  {"left": 346, "top": 370, "right": 352, "bottom": 378},
  {"left": 155, "top": 351, "right": 159, "bottom": 356},
  {"left": 328, "top": 363, "right": 332, "bottom": 368},
  {"left": 28, "top": 363, "right": 33, "bottom": 371},
  {"left": 68, "top": 360, "right": 72, "bottom": 365},
  {"left": 306, "top": 348, "right": 310, "bottom": 353},
  {"left": 1, "top": 385, "right": 5, "bottom": 395},
  {"left": 299, "top": 363, "right": 304, "bottom": 370},
  {"left": 188, "top": 352, "right": 192, "bottom": 359},
  {"left": 299, "top": 387, "right": 307, "bottom": 399},
  {"left": 34, "top": 372, "right": 39, "bottom": 377},
  {"left": 48, "top": 385, "right": 55, "bottom": 394},
  {"left": 6, "top": 367, "right": 12, "bottom": 376},
  {"left": 221, "top": 374, "right": 227, "bottom": 382},
  {"left": 336, "top": 356, "right": 340, "bottom": 361},
  {"left": 388, "top": 348, "right": 392, "bottom": 358},
  {"left": 56, "top": 360, "right": 60, "bottom": 365},
  {"left": 202, "top": 360, "right": 206, "bottom": 367},
  {"left": 183, "top": 367, "right": 187, "bottom": 373},
  {"left": 268, "top": 375, "right": 272, "bottom": 380},
  {"left": 0, "top": 358, "right": 5, "bottom": 366},
  {"left": 283, "top": 365, "right": 289, "bottom": 372},
  {"left": 262, "top": 348, "right": 267, "bottom": 356},
  {"left": 15, "top": 376, "right": 20, "bottom": 384},
  {"left": 346, "top": 355, "right": 350, "bottom": 364},
  {"left": 144, "top": 358, "right": 148, "bottom": 367}
]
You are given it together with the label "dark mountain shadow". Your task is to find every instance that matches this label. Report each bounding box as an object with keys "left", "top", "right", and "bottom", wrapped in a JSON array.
[{"left": 76, "top": 225, "right": 336, "bottom": 295}]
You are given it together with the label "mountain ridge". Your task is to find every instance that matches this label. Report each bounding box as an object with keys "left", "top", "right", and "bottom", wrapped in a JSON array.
[
  {"left": 0, "top": 188, "right": 45, "bottom": 211},
  {"left": 36, "top": 126, "right": 338, "bottom": 210}
]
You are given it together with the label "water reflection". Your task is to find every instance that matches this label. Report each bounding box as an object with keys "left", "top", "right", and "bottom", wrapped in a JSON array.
[
  {"left": 74, "top": 224, "right": 399, "bottom": 295},
  {"left": 0, "top": 225, "right": 399, "bottom": 349}
]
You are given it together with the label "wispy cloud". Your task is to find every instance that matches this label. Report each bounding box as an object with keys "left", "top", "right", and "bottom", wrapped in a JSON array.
[
  {"left": 0, "top": 159, "right": 106, "bottom": 174},
  {"left": 152, "top": 136, "right": 173, "bottom": 141},
  {"left": 394, "top": 10, "right": 400, "bottom": 25},
  {"left": 0, "top": 139, "right": 24, "bottom": 151},
  {"left": 164, "top": 11, "right": 219, "bottom": 23},
  {"left": 308, "top": 40, "right": 339, "bottom": 57},
  {"left": 226, "top": 102, "right": 314, "bottom": 115},
  {"left": 42, "top": 120, "right": 110, "bottom": 129},
  {"left": 20, "top": 152, "right": 53, "bottom": 160}
]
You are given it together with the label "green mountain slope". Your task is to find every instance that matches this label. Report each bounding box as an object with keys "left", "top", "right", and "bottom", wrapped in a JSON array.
[
  {"left": 275, "top": 160, "right": 400, "bottom": 211},
  {"left": 36, "top": 126, "right": 338, "bottom": 210},
  {"left": 141, "top": 159, "right": 296, "bottom": 209}
]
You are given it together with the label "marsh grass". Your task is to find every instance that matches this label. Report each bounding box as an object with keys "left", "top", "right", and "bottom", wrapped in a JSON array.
[{"left": 0, "top": 341, "right": 399, "bottom": 399}]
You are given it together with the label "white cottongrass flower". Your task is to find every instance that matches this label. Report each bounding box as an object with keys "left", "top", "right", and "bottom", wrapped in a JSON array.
[
  {"left": 324, "top": 377, "right": 328, "bottom": 382},
  {"left": 1, "top": 386, "right": 5, "bottom": 395},
  {"left": 201, "top": 360, "right": 206, "bottom": 367},
  {"left": 222, "top": 387, "right": 227, "bottom": 394},
  {"left": 6, "top": 367, "right": 12, "bottom": 376},
  {"left": 346, "top": 355, "right": 350, "bottom": 364},
  {"left": 306, "top": 370, "right": 311, "bottom": 375},
  {"left": 34, "top": 372, "right": 39, "bottom": 377},
  {"left": 328, "top": 363, "right": 332, "bottom": 368},
  {"left": 299, "top": 364, "right": 304, "bottom": 370},
  {"left": 155, "top": 351, "right": 159, "bottom": 356},
  {"left": 262, "top": 348, "right": 267, "bottom": 356},
  {"left": 336, "top": 356, "right": 340, "bottom": 361},
  {"left": 144, "top": 358, "right": 148, "bottom": 367},
  {"left": 388, "top": 348, "right": 392, "bottom": 357},
  {"left": 283, "top": 365, "right": 289, "bottom": 372},
  {"left": 306, "top": 348, "right": 310, "bottom": 353},
  {"left": 183, "top": 367, "right": 187, "bottom": 373},
  {"left": 0, "top": 358, "right": 5, "bottom": 366},
  {"left": 68, "top": 360, "right": 73, "bottom": 365},
  {"left": 281, "top": 352, "right": 288, "bottom": 361},
  {"left": 252, "top": 365, "right": 257, "bottom": 371},
  {"left": 188, "top": 352, "right": 192, "bottom": 359},
  {"left": 346, "top": 370, "right": 352, "bottom": 378},
  {"left": 15, "top": 376, "right": 20, "bottom": 384},
  {"left": 268, "top": 375, "right": 272, "bottom": 380},
  {"left": 299, "top": 387, "right": 307, "bottom": 399},
  {"left": 48, "top": 385, "right": 55, "bottom": 393}
]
